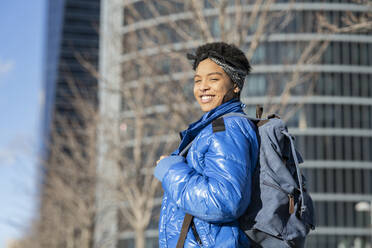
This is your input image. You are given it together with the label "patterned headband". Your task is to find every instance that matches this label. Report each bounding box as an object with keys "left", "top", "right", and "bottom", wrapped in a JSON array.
[{"left": 187, "top": 51, "right": 247, "bottom": 89}]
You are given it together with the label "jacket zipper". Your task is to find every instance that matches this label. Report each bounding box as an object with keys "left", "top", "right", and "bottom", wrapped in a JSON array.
[{"left": 262, "top": 181, "right": 295, "bottom": 215}]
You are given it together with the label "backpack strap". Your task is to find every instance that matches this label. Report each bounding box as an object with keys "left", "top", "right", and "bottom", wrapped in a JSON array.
[
  {"left": 176, "top": 213, "right": 203, "bottom": 248},
  {"left": 256, "top": 105, "right": 263, "bottom": 119},
  {"left": 179, "top": 140, "right": 194, "bottom": 157},
  {"left": 176, "top": 214, "right": 193, "bottom": 248},
  {"left": 212, "top": 117, "right": 226, "bottom": 132},
  {"left": 179, "top": 112, "right": 249, "bottom": 156},
  {"left": 222, "top": 112, "right": 279, "bottom": 127},
  {"left": 255, "top": 105, "right": 269, "bottom": 126},
  {"left": 221, "top": 112, "right": 253, "bottom": 119}
]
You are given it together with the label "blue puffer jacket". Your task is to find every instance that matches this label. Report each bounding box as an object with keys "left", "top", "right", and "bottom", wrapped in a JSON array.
[{"left": 154, "top": 99, "right": 259, "bottom": 247}]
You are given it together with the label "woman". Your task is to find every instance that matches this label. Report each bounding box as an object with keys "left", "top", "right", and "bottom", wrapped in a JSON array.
[{"left": 154, "top": 42, "right": 259, "bottom": 247}]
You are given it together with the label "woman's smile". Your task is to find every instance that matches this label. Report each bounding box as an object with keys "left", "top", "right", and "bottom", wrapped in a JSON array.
[{"left": 200, "top": 94, "right": 215, "bottom": 103}]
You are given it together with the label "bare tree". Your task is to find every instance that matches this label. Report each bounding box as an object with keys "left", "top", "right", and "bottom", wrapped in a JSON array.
[
  {"left": 29, "top": 74, "right": 98, "bottom": 248},
  {"left": 273, "top": 0, "right": 372, "bottom": 123},
  {"left": 318, "top": 0, "right": 372, "bottom": 34}
]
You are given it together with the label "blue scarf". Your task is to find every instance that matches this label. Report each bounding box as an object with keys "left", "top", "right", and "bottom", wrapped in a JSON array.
[{"left": 172, "top": 98, "right": 245, "bottom": 155}]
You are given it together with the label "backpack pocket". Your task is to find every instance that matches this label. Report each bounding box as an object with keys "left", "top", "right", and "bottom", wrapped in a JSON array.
[{"left": 253, "top": 180, "right": 292, "bottom": 238}]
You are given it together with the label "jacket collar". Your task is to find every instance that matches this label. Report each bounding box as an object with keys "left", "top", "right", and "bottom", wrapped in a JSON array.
[{"left": 175, "top": 98, "right": 244, "bottom": 155}]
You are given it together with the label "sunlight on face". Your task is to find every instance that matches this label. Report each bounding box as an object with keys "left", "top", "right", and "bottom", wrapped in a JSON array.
[{"left": 193, "top": 58, "right": 240, "bottom": 112}]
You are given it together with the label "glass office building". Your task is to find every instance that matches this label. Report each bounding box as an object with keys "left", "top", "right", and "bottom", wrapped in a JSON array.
[
  {"left": 43, "top": 0, "right": 100, "bottom": 129},
  {"left": 41, "top": 0, "right": 100, "bottom": 240}
]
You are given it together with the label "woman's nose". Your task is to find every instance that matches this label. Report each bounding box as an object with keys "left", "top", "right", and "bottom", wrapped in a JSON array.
[{"left": 199, "top": 79, "right": 210, "bottom": 91}]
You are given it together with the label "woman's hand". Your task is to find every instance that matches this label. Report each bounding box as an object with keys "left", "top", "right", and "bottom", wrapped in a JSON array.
[
  {"left": 154, "top": 155, "right": 185, "bottom": 182},
  {"left": 156, "top": 155, "right": 168, "bottom": 165}
]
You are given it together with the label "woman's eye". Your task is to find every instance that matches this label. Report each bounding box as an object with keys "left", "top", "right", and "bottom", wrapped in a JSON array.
[
  {"left": 194, "top": 80, "right": 201, "bottom": 83},
  {"left": 210, "top": 78, "right": 219, "bottom": 81}
]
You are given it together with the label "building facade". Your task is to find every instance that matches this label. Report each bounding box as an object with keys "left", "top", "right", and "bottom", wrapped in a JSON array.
[
  {"left": 97, "top": 1, "right": 372, "bottom": 248},
  {"left": 41, "top": 0, "right": 100, "bottom": 246},
  {"left": 42, "top": 0, "right": 100, "bottom": 154}
]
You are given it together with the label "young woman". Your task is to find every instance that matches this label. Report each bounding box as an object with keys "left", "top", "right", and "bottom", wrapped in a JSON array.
[{"left": 154, "top": 42, "right": 259, "bottom": 247}]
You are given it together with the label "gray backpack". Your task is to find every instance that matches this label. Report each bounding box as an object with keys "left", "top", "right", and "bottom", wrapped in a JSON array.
[
  {"left": 176, "top": 108, "right": 315, "bottom": 248},
  {"left": 223, "top": 110, "right": 315, "bottom": 248}
]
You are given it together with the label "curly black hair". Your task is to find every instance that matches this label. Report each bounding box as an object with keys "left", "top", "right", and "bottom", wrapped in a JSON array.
[{"left": 188, "top": 42, "right": 251, "bottom": 75}]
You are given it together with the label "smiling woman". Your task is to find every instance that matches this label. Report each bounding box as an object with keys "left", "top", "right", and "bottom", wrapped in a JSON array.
[{"left": 154, "top": 42, "right": 259, "bottom": 248}]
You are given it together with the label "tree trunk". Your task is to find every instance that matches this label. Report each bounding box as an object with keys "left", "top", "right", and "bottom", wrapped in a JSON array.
[{"left": 135, "top": 227, "right": 145, "bottom": 248}]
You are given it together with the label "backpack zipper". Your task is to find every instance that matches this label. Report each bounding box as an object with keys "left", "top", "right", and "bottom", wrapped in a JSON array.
[{"left": 262, "top": 181, "right": 295, "bottom": 215}]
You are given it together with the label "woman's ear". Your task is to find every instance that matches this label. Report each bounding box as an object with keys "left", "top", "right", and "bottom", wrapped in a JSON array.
[{"left": 233, "top": 84, "right": 240, "bottom": 93}]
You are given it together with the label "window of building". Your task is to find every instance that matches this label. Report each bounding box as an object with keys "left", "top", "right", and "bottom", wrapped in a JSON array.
[
  {"left": 243, "top": 74, "right": 267, "bottom": 96},
  {"left": 251, "top": 44, "right": 266, "bottom": 64}
]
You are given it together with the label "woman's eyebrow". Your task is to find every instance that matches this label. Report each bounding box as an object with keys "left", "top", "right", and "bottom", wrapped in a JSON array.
[
  {"left": 207, "top": 72, "right": 222, "bottom": 76},
  {"left": 194, "top": 72, "right": 222, "bottom": 78}
]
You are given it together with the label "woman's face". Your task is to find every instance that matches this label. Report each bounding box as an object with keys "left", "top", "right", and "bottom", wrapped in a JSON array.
[{"left": 194, "top": 58, "right": 240, "bottom": 112}]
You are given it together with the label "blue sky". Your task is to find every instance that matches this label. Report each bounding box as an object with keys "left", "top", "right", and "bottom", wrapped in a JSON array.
[{"left": 0, "top": 0, "right": 45, "bottom": 247}]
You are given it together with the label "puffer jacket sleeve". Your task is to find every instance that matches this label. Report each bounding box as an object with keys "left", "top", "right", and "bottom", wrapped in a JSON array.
[{"left": 161, "top": 118, "right": 258, "bottom": 223}]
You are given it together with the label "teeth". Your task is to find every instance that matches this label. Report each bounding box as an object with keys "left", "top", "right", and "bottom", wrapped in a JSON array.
[{"left": 201, "top": 95, "right": 212, "bottom": 100}]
